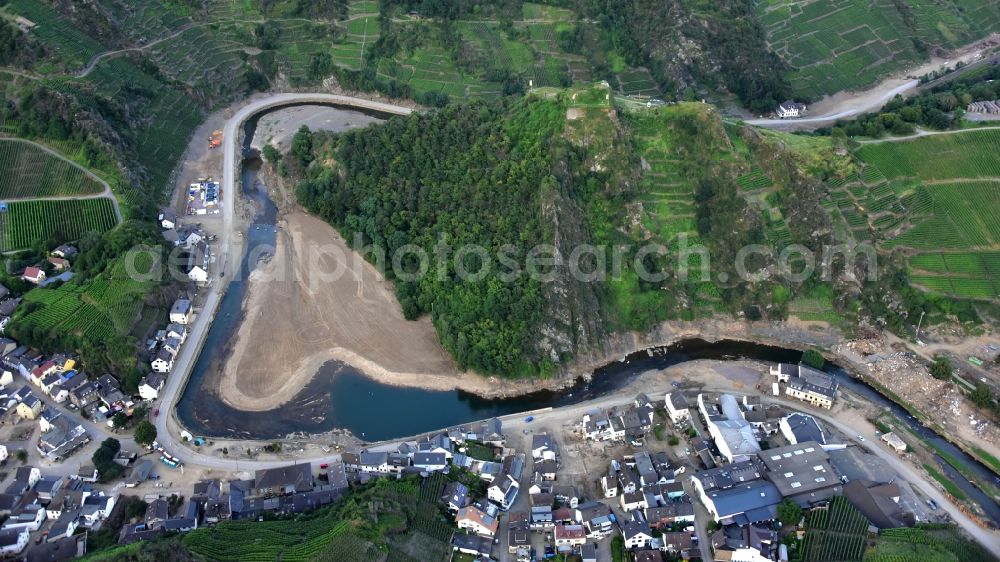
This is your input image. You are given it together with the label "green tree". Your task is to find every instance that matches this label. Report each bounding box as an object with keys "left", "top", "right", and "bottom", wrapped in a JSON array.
[
  {"left": 262, "top": 144, "right": 282, "bottom": 163},
  {"left": 134, "top": 420, "right": 157, "bottom": 447},
  {"left": 801, "top": 349, "right": 825, "bottom": 370},
  {"left": 112, "top": 412, "right": 129, "bottom": 429},
  {"left": 290, "top": 125, "right": 314, "bottom": 168},
  {"left": 930, "top": 356, "right": 952, "bottom": 380},
  {"left": 15, "top": 450, "right": 27, "bottom": 464},
  {"left": 970, "top": 383, "right": 993, "bottom": 409},
  {"left": 777, "top": 498, "right": 803, "bottom": 526}
]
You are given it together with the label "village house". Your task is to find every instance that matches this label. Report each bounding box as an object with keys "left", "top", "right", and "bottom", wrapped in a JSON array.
[
  {"left": 0, "top": 528, "right": 28, "bottom": 557},
  {"left": 158, "top": 209, "right": 177, "bottom": 230},
  {"left": 412, "top": 452, "right": 448, "bottom": 472},
  {"left": 621, "top": 511, "right": 654, "bottom": 550},
  {"left": 170, "top": 299, "right": 192, "bottom": 325},
  {"left": 138, "top": 374, "right": 164, "bottom": 401},
  {"left": 46, "top": 257, "right": 69, "bottom": 271},
  {"left": 440, "top": 482, "right": 469, "bottom": 513},
  {"left": 771, "top": 363, "right": 838, "bottom": 409},
  {"left": 776, "top": 101, "right": 806, "bottom": 118},
  {"left": 507, "top": 511, "right": 530, "bottom": 553},
  {"left": 2, "top": 504, "right": 46, "bottom": 533},
  {"left": 780, "top": 412, "right": 828, "bottom": 446},
  {"left": 51, "top": 245, "right": 77, "bottom": 259},
  {"left": 451, "top": 534, "right": 492, "bottom": 558},
  {"left": 70, "top": 381, "right": 99, "bottom": 409},
  {"left": 531, "top": 434, "right": 557, "bottom": 460},
  {"left": 16, "top": 394, "right": 41, "bottom": 420},
  {"left": 79, "top": 494, "right": 116, "bottom": 527},
  {"left": 21, "top": 267, "right": 45, "bottom": 285},
  {"left": 575, "top": 501, "right": 615, "bottom": 538},
  {"left": 187, "top": 242, "right": 210, "bottom": 284},
  {"left": 456, "top": 504, "right": 499, "bottom": 536},
  {"left": 665, "top": 391, "right": 691, "bottom": 424},
  {"left": 151, "top": 348, "right": 175, "bottom": 374},
  {"left": 252, "top": 464, "right": 313, "bottom": 498},
  {"left": 553, "top": 524, "right": 587, "bottom": 550}
]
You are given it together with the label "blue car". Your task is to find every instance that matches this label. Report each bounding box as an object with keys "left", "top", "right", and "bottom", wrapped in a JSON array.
[{"left": 525, "top": 416, "right": 534, "bottom": 422}]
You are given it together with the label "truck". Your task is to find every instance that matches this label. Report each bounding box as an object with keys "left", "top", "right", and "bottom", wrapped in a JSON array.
[{"left": 208, "top": 130, "right": 222, "bottom": 149}]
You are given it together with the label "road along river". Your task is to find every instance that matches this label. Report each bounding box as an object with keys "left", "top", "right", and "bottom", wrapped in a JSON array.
[{"left": 158, "top": 95, "right": 1000, "bottom": 548}]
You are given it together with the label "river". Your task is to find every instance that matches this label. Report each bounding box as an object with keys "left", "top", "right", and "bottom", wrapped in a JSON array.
[{"left": 174, "top": 104, "right": 1000, "bottom": 524}]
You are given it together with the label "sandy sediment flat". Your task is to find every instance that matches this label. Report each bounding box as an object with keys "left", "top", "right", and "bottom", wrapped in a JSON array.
[{"left": 215, "top": 210, "right": 488, "bottom": 411}]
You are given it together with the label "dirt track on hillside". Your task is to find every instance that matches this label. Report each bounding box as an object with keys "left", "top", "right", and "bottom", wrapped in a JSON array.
[{"left": 214, "top": 210, "right": 484, "bottom": 411}]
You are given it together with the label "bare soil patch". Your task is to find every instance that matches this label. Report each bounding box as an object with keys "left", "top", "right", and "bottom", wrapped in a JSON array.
[{"left": 215, "top": 210, "right": 478, "bottom": 411}]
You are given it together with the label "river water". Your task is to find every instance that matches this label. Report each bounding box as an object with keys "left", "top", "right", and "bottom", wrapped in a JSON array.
[{"left": 174, "top": 104, "right": 1000, "bottom": 523}]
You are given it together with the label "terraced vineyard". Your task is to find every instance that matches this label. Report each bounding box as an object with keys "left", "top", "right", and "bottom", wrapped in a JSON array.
[
  {"left": 757, "top": 0, "right": 1000, "bottom": 99},
  {"left": 849, "top": 131, "right": 1000, "bottom": 301},
  {"left": 856, "top": 129, "right": 1000, "bottom": 182},
  {"left": 0, "top": 140, "right": 104, "bottom": 199},
  {"left": 0, "top": 199, "right": 117, "bottom": 251},
  {"left": 16, "top": 251, "right": 158, "bottom": 340},
  {"left": 800, "top": 496, "right": 869, "bottom": 562},
  {"left": 181, "top": 477, "right": 450, "bottom": 562},
  {"left": 865, "top": 525, "right": 1000, "bottom": 562}
]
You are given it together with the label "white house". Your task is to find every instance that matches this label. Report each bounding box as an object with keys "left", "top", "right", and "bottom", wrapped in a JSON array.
[
  {"left": 169, "top": 299, "right": 192, "bottom": 324},
  {"left": 488, "top": 475, "right": 520, "bottom": 511},
  {"left": 158, "top": 209, "right": 176, "bottom": 230},
  {"left": 412, "top": 452, "right": 448, "bottom": 472},
  {"left": 777, "top": 101, "right": 806, "bottom": 118},
  {"left": 621, "top": 515, "right": 654, "bottom": 550},
  {"left": 665, "top": 392, "right": 690, "bottom": 425},
  {"left": 601, "top": 470, "right": 619, "bottom": 498},
  {"left": 79, "top": 494, "right": 116, "bottom": 527},
  {"left": 187, "top": 242, "right": 209, "bottom": 284},
  {"left": 0, "top": 528, "right": 28, "bottom": 557},
  {"left": 21, "top": 267, "right": 45, "bottom": 285},
  {"left": 531, "top": 434, "right": 557, "bottom": 461},
  {"left": 0, "top": 445, "right": 6, "bottom": 463},
  {"left": 38, "top": 408, "right": 62, "bottom": 433},
  {"left": 50, "top": 385, "right": 69, "bottom": 404},
  {"left": 151, "top": 349, "right": 175, "bottom": 374},
  {"left": 138, "top": 374, "right": 164, "bottom": 401},
  {"left": 2, "top": 504, "right": 46, "bottom": 532}
]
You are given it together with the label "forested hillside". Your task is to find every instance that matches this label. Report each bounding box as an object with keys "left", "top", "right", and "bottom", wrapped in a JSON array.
[{"left": 291, "top": 86, "right": 872, "bottom": 376}]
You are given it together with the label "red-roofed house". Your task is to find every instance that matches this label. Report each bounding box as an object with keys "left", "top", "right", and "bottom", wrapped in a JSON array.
[
  {"left": 553, "top": 524, "right": 587, "bottom": 549},
  {"left": 22, "top": 267, "right": 45, "bottom": 285},
  {"left": 456, "top": 505, "right": 499, "bottom": 536},
  {"left": 31, "top": 361, "right": 57, "bottom": 383}
]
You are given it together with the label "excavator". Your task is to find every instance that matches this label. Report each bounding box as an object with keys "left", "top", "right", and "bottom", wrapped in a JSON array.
[{"left": 208, "top": 130, "right": 222, "bottom": 149}]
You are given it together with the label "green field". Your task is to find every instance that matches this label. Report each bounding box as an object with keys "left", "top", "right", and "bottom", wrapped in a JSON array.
[
  {"left": 758, "top": 0, "right": 1000, "bottom": 99},
  {"left": 0, "top": 140, "right": 104, "bottom": 199},
  {"left": 800, "top": 496, "right": 869, "bottom": 562},
  {"left": 865, "top": 525, "right": 999, "bottom": 562},
  {"left": 1, "top": 199, "right": 117, "bottom": 251}
]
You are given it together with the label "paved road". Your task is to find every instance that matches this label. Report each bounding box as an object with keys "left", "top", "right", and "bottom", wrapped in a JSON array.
[
  {"left": 745, "top": 80, "right": 918, "bottom": 129},
  {"left": 153, "top": 93, "right": 412, "bottom": 471},
  {"left": 0, "top": 137, "right": 123, "bottom": 223}
]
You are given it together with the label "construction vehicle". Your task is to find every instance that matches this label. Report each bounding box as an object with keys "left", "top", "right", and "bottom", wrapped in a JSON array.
[{"left": 208, "top": 130, "right": 222, "bottom": 149}]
